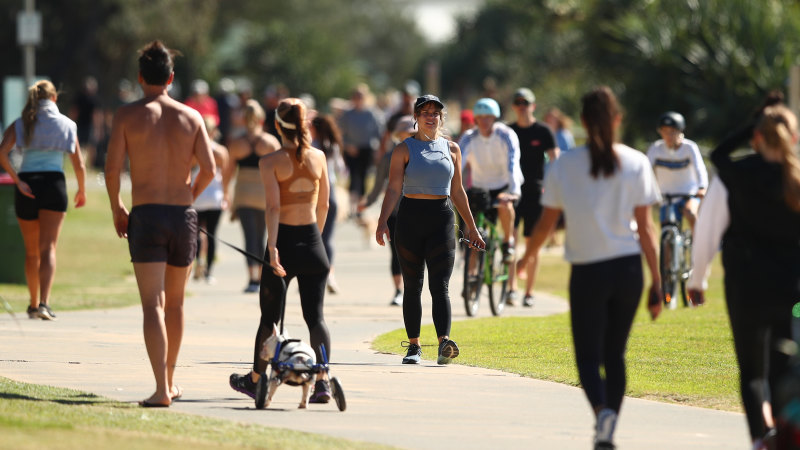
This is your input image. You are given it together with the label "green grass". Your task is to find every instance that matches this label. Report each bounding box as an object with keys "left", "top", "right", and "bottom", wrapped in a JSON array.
[
  {"left": 0, "top": 377, "right": 385, "bottom": 450},
  {"left": 373, "top": 240, "right": 741, "bottom": 412},
  {"left": 0, "top": 175, "right": 140, "bottom": 313}
]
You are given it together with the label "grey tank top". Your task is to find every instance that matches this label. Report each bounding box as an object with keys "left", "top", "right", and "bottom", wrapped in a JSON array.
[{"left": 403, "top": 136, "right": 454, "bottom": 196}]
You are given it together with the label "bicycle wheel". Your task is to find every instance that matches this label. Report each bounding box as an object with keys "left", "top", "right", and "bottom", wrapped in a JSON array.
[
  {"left": 255, "top": 370, "right": 269, "bottom": 409},
  {"left": 487, "top": 240, "right": 508, "bottom": 316},
  {"left": 679, "top": 231, "right": 692, "bottom": 307},
  {"left": 463, "top": 246, "right": 483, "bottom": 316},
  {"left": 659, "top": 227, "right": 680, "bottom": 309}
]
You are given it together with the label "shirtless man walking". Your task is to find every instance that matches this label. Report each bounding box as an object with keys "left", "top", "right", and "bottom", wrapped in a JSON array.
[{"left": 105, "top": 41, "right": 216, "bottom": 407}]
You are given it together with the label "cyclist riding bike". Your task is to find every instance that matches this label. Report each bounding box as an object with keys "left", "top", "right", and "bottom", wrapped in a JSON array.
[
  {"left": 647, "top": 111, "right": 708, "bottom": 229},
  {"left": 459, "top": 98, "right": 524, "bottom": 301}
]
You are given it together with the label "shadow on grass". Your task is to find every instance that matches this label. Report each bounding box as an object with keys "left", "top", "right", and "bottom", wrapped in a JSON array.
[{"left": 0, "top": 391, "right": 116, "bottom": 406}]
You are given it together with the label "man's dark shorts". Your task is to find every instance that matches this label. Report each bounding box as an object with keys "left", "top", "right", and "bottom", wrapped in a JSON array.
[
  {"left": 516, "top": 185, "right": 543, "bottom": 237},
  {"left": 128, "top": 204, "right": 198, "bottom": 267},
  {"left": 15, "top": 171, "right": 68, "bottom": 220}
]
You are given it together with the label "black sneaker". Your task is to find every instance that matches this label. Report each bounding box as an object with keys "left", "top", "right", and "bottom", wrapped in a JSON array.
[
  {"left": 27, "top": 306, "right": 38, "bottom": 319},
  {"left": 504, "top": 291, "right": 517, "bottom": 306},
  {"left": 437, "top": 339, "right": 459, "bottom": 365},
  {"left": 402, "top": 343, "right": 422, "bottom": 364},
  {"left": 229, "top": 372, "right": 257, "bottom": 399},
  {"left": 309, "top": 379, "right": 332, "bottom": 404},
  {"left": 37, "top": 304, "right": 55, "bottom": 321},
  {"left": 243, "top": 281, "right": 259, "bottom": 293}
]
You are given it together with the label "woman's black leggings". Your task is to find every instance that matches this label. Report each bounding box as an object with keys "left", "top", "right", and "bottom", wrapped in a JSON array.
[
  {"left": 237, "top": 207, "right": 266, "bottom": 269},
  {"left": 388, "top": 214, "right": 400, "bottom": 276},
  {"left": 394, "top": 197, "right": 456, "bottom": 339},
  {"left": 569, "top": 254, "right": 642, "bottom": 413},
  {"left": 725, "top": 277, "right": 793, "bottom": 440},
  {"left": 253, "top": 223, "right": 331, "bottom": 374},
  {"left": 321, "top": 181, "right": 337, "bottom": 264},
  {"left": 196, "top": 209, "right": 221, "bottom": 274}
]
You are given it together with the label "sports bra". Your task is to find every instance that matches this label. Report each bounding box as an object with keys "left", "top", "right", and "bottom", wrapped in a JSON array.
[
  {"left": 237, "top": 139, "right": 261, "bottom": 168},
  {"left": 279, "top": 152, "right": 319, "bottom": 206}
]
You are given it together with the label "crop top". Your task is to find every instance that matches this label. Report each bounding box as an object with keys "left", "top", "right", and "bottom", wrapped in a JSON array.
[
  {"left": 14, "top": 100, "right": 77, "bottom": 173},
  {"left": 237, "top": 139, "right": 261, "bottom": 168},
  {"left": 402, "top": 136, "right": 453, "bottom": 196},
  {"left": 279, "top": 153, "right": 319, "bottom": 205}
]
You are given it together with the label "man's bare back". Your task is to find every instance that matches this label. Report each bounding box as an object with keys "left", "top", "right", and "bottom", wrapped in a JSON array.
[{"left": 112, "top": 93, "right": 214, "bottom": 207}]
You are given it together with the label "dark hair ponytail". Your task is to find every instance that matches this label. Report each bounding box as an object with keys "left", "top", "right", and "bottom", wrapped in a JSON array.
[
  {"left": 275, "top": 98, "right": 310, "bottom": 162},
  {"left": 581, "top": 86, "right": 620, "bottom": 178}
]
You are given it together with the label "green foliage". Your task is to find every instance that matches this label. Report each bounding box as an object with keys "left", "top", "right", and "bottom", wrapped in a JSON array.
[{"left": 581, "top": 0, "right": 800, "bottom": 143}]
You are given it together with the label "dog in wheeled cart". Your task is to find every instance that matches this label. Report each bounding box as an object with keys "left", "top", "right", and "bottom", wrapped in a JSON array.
[{"left": 256, "top": 324, "right": 346, "bottom": 411}]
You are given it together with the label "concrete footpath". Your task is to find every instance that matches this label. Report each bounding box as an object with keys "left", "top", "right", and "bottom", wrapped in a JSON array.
[{"left": 0, "top": 208, "right": 748, "bottom": 449}]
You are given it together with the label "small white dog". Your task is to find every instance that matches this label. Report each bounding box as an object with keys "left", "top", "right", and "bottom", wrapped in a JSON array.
[{"left": 259, "top": 324, "right": 317, "bottom": 408}]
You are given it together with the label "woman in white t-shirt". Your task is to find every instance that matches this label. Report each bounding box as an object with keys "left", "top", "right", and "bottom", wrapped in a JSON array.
[{"left": 519, "top": 86, "right": 662, "bottom": 449}]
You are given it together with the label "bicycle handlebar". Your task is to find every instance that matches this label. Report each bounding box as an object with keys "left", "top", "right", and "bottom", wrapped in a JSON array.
[{"left": 661, "top": 193, "right": 697, "bottom": 204}]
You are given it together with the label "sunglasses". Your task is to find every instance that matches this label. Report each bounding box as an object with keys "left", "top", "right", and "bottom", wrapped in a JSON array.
[{"left": 513, "top": 99, "right": 531, "bottom": 106}]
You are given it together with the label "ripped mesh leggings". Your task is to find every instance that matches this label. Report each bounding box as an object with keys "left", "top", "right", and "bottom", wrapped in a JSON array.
[
  {"left": 394, "top": 197, "right": 456, "bottom": 339},
  {"left": 253, "top": 223, "right": 331, "bottom": 374}
]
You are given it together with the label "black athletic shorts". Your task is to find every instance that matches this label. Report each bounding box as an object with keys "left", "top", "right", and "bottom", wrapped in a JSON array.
[
  {"left": 516, "top": 185, "right": 543, "bottom": 237},
  {"left": 127, "top": 204, "right": 198, "bottom": 267},
  {"left": 14, "top": 171, "right": 68, "bottom": 220},
  {"left": 467, "top": 185, "right": 519, "bottom": 225}
]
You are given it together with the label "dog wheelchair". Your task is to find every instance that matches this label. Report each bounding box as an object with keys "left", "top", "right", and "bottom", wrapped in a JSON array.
[{"left": 256, "top": 339, "right": 346, "bottom": 411}]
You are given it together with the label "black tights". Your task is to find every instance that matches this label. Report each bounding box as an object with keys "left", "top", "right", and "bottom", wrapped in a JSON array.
[
  {"left": 569, "top": 254, "right": 642, "bottom": 413},
  {"left": 253, "top": 224, "right": 331, "bottom": 374},
  {"left": 196, "top": 209, "right": 221, "bottom": 274},
  {"left": 394, "top": 197, "right": 456, "bottom": 339},
  {"left": 725, "top": 279, "right": 793, "bottom": 440}
]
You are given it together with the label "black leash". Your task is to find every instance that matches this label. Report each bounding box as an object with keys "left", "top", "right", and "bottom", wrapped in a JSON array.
[{"left": 198, "top": 227, "right": 288, "bottom": 334}]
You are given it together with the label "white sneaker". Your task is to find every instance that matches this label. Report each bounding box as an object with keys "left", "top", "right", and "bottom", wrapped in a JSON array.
[
  {"left": 594, "top": 408, "right": 617, "bottom": 448},
  {"left": 390, "top": 290, "right": 402, "bottom": 306}
]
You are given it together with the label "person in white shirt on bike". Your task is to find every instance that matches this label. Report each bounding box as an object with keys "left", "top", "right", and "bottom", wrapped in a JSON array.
[
  {"left": 458, "top": 98, "right": 524, "bottom": 302},
  {"left": 647, "top": 111, "right": 708, "bottom": 229}
]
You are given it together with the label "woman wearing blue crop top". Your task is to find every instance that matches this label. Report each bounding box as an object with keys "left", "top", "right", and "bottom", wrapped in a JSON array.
[
  {"left": 0, "top": 80, "right": 87, "bottom": 320},
  {"left": 376, "top": 94, "right": 485, "bottom": 365}
]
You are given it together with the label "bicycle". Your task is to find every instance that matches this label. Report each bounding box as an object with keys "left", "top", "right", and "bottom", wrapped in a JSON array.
[
  {"left": 461, "top": 189, "right": 509, "bottom": 317},
  {"left": 658, "top": 194, "right": 694, "bottom": 309}
]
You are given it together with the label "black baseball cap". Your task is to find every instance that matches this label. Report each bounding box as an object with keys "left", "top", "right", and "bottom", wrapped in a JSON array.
[{"left": 414, "top": 94, "right": 444, "bottom": 110}]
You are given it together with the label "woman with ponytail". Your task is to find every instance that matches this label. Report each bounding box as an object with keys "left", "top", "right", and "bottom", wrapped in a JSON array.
[
  {"left": 224, "top": 99, "right": 280, "bottom": 292},
  {"left": 229, "top": 98, "right": 334, "bottom": 404},
  {"left": 0, "top": 80, "right": 86, "bottom": 320},
  {"left": 520, "top": 86, "right": 662, "bottom": 449},
  {"left": 710, "top": 96, "right": 800, "bottom": 449}
]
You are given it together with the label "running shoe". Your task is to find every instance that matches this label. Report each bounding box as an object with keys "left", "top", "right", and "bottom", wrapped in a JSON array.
[
  {"left": 402, "top": 343, "right": 422, "bottom": 364},
  {"left": 501, "top": 242, "right": 515, "bottom": 264},
  {"left": 229, "top": 372, "right": 257, "bottom": 399},
  {"left": 37, "top": 304, "right": 55, "bottom": 321},
  {"left": 594, "top": 408, "right": 618, "bottom": 449},
  {"left": 390, "top": 290, "right": 403, "bottom": 306},
  {"left": 243, "top": 281, "right": 259, "bottom": 293},
  {"left": 308, "top": 379, "right": 332, "bottom": 404},
  {"left": 437, "top": 339, "right": 459, "bottom": 365},
  {"left": 504, "top": 291, "right": 517, "bottom": 306},
  {"left": 523, "top": 295, "right": 535, "bottom": 307},
  {"left": 27, "top": 306, "right": 38, "bottom": 319}
]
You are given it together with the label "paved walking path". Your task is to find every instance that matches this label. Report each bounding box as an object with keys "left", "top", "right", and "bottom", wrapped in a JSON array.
[{"left": 0, "top": 205, "right": 748, "bottom": 449}]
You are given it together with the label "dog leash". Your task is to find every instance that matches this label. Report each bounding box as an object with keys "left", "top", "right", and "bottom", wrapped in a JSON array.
[{"left": 198, "top": 227, "right": 289, "bottom": 334}]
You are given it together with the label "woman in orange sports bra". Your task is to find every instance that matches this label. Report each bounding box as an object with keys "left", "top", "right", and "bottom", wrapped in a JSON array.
[{"left": 229, "top": 98, "right": 334, "bottom": 404}]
